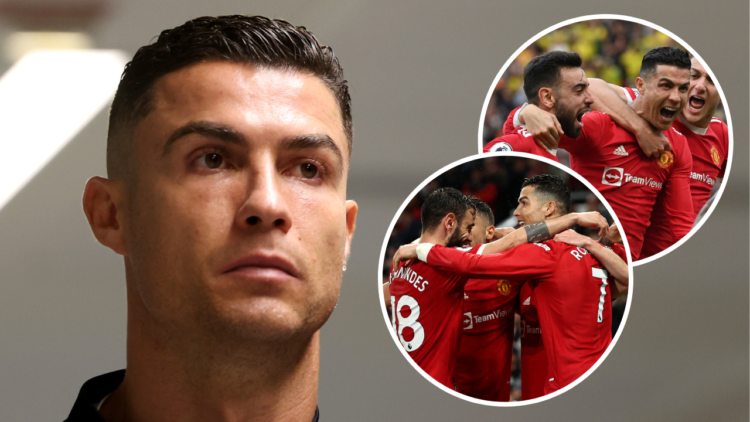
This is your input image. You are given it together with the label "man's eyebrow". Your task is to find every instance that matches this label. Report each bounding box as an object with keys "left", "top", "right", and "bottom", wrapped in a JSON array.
[
  {"left": 280, "top": 134, "right": 344, "bottom": 166},
  {"left": 163, "top": 121, "right": 247, "bottom": 155},
  {"left": 518, "top": 196, "right": 528, "bottom": 203},
  {"left": 572, "top": 81, "right": 588, "bottom": 90}
]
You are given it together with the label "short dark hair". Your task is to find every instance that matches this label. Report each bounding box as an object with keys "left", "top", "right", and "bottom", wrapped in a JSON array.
[
  {"left": 639, "top": 47, "right": 691, "bottom": 79},
  {"left": 523, "top": 51, "right": 583, "bottom": 106},
  {"left": 469, "top": 197, "right": 495, "bottom": 227},
  {"left": 521, "top": 174, "right": 570, "bottom": 215},
  {"left": 107, "top": 15, "right": 352, "bottom": 180},
  {"left": 421, "top": 188, "right": 475, "bottom": 234}
]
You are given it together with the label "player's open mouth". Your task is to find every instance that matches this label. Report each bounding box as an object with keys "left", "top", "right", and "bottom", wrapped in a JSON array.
[
  {"left": 576, "top": 108, "right": 589, "bottom": 123},
  {"left": 689, "top": 96, "right": 705, "bottom": 111},
  {"left": 660, "top": 106, "right": 677, "bottom": 120}
]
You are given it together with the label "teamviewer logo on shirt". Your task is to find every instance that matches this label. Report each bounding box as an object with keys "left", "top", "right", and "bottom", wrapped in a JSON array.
[
  {"left": 463, "top": 312, "right": 473, "bottom": 330},
  {"left": 602, "top": 167, "right": 624, "bottom": 186}
]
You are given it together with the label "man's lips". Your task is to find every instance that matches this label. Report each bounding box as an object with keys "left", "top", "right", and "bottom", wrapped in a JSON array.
[
  {"left": 221, "top": 254, "right": 300, "bottom": 280},
  {"left": 689, "top": 96, "right": 705, "bottom": 111}
]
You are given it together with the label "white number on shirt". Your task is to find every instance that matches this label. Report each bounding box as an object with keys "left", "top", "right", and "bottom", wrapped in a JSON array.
[
  {"left": 592, "top": 267, "right": 609, "bottom": 323},
  {"left": 394, "top": 295, "right": 425, "bottom": 352}
]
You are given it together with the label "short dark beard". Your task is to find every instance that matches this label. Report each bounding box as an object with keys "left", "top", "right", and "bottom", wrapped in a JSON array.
[
  {"left": 555, "top": 105, "right": 582, "bottom": 138},
  {"left": 445, "top": 223, "right": 466, "bottom": 248}
]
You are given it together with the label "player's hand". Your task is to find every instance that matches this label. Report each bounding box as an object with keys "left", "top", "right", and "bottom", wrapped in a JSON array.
[
  {"left": 573, "top": 212, "right": 609, "bottom": 238},
  {"left": 606, "top": 222, "right": 622, "bottom": 244},
  {"left": 553, "top": 229, "right": 592, "bottom": 248},
  {"left": 492, "top": 227, "right": 515, "bottom": 240},
  {"left": 635, "top": 123, "right": 672, "bottom": 158},
  {"left": 392, "top": 243, "right": 418, "bottom": 268},
  {"left": 520, "top": 104, "right": 563, "bottom": 151}
]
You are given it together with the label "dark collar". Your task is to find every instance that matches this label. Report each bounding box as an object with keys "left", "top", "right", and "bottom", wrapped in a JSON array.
[{"left": 64, "top": 370, "right": 320, "bottom": 421}]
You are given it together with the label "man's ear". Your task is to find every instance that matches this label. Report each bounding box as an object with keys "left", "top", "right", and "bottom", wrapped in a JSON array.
[
  {"left": 82, "top": 177, "right": 128, "bottom": 256},
  {"left": 443, "top": 213, "right": 457, "bottom": 232},
  {"left": 635, "top": 76, "right": 645, "bottom": 93},
  {"left": 544, "top": 201, "right": 558, "bottom": 218},
  {"left": 344, "top": 200, "right": 358, "bottom": 259},
  {"left": 485, "top": 226, "right": 496, "bottom": 243},
  {"left": 539, "top": 87, "right": 556, "bottom": 110}
]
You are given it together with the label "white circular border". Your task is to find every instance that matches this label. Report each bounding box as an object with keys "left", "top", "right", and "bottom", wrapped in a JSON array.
[
  {"left": 377, "top": 151, "right": 635, "bottom": 406},
  {"left": 475, "top": 14, "right": 734, "bottom": 267}
]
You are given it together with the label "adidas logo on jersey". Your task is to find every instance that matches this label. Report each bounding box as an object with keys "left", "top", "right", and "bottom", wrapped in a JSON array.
[
  {"left": 523, "top": 296, "right": 530, "bottom": 306},
  {"left": 613, "top": 145, "right": 628, "bottom": 156}
]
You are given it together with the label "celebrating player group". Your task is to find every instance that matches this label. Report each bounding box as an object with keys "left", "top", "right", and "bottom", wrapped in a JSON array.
[
  {"left": 484, "top": 47, "right": 728, "bottom": 261},
  {"left": 387, "top": 176, "right": 629, "bottom": 401}
]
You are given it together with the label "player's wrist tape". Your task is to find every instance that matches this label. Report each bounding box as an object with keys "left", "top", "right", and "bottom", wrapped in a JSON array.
[
  {"left": 416, "top": 243, "right": 434, "bottom": 262},
  {"left": 514, "top": 102, "right": 528, "bottom": 128}
]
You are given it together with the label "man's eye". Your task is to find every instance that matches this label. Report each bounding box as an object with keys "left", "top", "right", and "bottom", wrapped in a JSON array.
[
  {"left": 300, "top": 163, "right": 318, "bottom": 178},
  {"left": 198, "top": 153, "right": 224, "bottom": 169}
]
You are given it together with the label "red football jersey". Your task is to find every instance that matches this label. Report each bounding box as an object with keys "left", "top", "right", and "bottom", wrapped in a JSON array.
[
  {"left": 519, "top": 283, "right": 547, "bottom": 400},
  {"left": 484, "top": 127, "right": 560, "bottom": 162},
  {"left": 623, "top": 87, "right": 729, "bottom": 216},
  {"left": 502, "top": 106, "right": 694, "bottom": 260},
  {"left": 421, "top": 241, "right": 624, "bottom": 394},
  {"left": 559, "top": 112, "right": 693, "bottom": 260},
  {"left": 453, "top": 277, "right": 520, "bottom": 401},
  {"left": 677, "top": 116, "right": 729, "bottom": 215},
  {"left": 388, "top": 244, "right": 483, "bottom": 388}
]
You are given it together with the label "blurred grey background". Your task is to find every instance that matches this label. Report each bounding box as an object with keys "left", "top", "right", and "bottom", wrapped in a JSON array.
[{"left": 0, "top": 1, "right": 746, "bottom": 421}]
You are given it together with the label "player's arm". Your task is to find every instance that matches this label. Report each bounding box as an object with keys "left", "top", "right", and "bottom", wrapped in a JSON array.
[
  {"left": 480, "top": 212, "right": 609, "bottom": 255},
  {"left": 414, "top": 243, "right": 556, "bottom": 280},
  {"left": 553, "top": 230, "right": 629, "bottom": 297},
  {"left": 513, "top": 103, "right": 563, "bottom": 151},
  {"left": 657, "top": 146, "right": 694, "bottom": 241},
  {"left": 383, "top": 282, "right": 391, "bottom": 309},
  {"left": 391, "top": 212, "right": 609, "bottom": 266},
  {"left": 587, "top": 78, "right": 670, "bottom": 158}
]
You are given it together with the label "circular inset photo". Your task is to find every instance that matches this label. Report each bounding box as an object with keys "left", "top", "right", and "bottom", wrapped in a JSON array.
[
  {"left": 379, "top": 153, "right": 633, "bottom": 405},
  {"left": 478, "top": 15, "right": 732, "bottom": 265}
]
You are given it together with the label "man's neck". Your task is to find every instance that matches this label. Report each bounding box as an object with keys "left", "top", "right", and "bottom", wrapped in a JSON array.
[
  {"left": 100, "top": 286, "right": 319, "bottom": 422},
  {"left": 419, "top": 230, "right": 447, "bottom": 246},
  {"left": 678, "top": 113, "right": 710, "bottom": 133}
]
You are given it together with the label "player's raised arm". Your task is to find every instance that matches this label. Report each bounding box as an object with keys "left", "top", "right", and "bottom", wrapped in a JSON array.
[
  {"left": 553, "top": 230, "right": 629, "bottom": 297},
  {"left": 480, "top": 211, "right": 609, "bottom": 255},
  {"left": 587, "top": 78, "right": 670, "bottom": 158},
  {"left": 514, "top": 104, "right": 563, "bottom": 151},
  {"left": 414, "top": 243, "right": 557, "bottom": 280}
]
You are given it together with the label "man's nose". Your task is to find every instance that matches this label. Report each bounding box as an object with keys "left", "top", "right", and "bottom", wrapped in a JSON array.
[{"left": 236, "top": 158, "right": 293, "bottom": 233}]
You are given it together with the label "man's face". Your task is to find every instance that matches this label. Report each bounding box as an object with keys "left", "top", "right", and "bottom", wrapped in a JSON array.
[
  {"left": 445, "top": 209, "right": 475, "bottom": 248},
  {"left": 513, "top": 186, "right": 548, "bottom": 226},
  {"left": 637, "top": 64, "right": 690, "bottom": 131},
  {"left": 682, "top": 58, "right": 720, "bottom": 127},
  {"left": 553, "top": 67, "right": 594, "bottom": 138},
  {"left": 467, "top": 214, "right": 491, "bottom": 247},
  {"left": 122, "top": 62, "right": 355, "bottom": 343}
]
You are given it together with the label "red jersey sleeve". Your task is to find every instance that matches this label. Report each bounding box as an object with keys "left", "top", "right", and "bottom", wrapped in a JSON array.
[
  {"left": 424, "top": 243, "right": 557, "bottom": 281},
  {"left": 657, "top": 133, "right": 694, "bottom": 240},
  {"left": 503, "top": 106, "right": 522, "bottom": 135}
]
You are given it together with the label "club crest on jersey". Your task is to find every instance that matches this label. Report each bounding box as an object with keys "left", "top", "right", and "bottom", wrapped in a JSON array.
[
  {"left": 658, "top": 151, "right": 674, "bottom": 169},
  {"left": 489, "top": 142, "right": 513, "bottom": 153},
  {"left": 602, "top": 167, "right": 623, "bottom": 186},
  {"left": 463, "top": 312, "right": 473, "bottom": 330},
  {"left": 497, "top": 280, "right": 512, "bottom": 296},
  {"left": 710, "top": 146, "right": 721, "bottom": 166}
]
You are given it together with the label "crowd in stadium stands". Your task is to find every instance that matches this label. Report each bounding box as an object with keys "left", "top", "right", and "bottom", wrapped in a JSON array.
[
  {"left": 383, "top": 156, "right": 626, "bottom": 400},
  {"left": 483, "top": 19, "right": 724, "bottom": 147}
]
